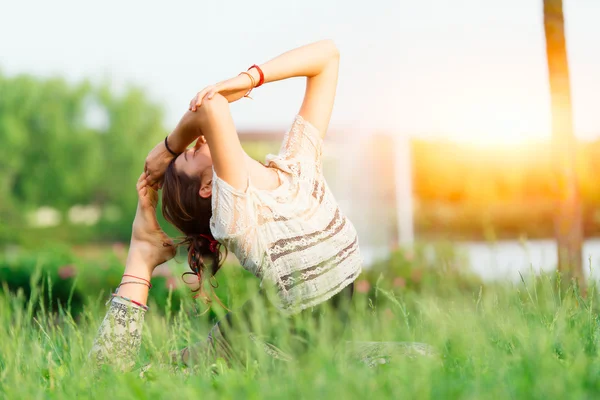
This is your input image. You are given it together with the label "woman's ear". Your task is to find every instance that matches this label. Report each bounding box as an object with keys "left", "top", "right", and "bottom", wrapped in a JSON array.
[
  {"left": 194, "top": 136, "right": 207, "bottom": 150},
  {"left": 199, "top": 180, "right": 212, "bottom": 199}
]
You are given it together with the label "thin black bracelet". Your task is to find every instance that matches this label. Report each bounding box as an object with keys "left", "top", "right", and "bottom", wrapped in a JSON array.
[{"left": 164, "top": 136, "right": 181, "bottom": 157}]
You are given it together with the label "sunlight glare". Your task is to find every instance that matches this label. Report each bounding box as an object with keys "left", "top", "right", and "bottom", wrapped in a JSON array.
[{"left": 443, "top": 97, "right": 551, "bottom": 148}]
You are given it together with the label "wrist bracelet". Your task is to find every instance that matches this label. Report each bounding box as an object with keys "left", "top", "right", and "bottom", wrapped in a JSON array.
[
  {"left": 248, "top": 64, "right": 265, "bottom": 87},
  {"left": 118, "top": 281, "right": 151, "bottom": 289},
  {"left": 122, "top": 274, "right": 153, "bottom": 288},
  {"left": 239, "top": 72, "right": 256, "bottom": 99},
  {"left": 164, "top": 136, "right": 181, "bottom": 157}
]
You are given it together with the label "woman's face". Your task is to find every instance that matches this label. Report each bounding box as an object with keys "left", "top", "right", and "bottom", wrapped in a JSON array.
[{"left": 174, "top": 140, "right": 213, "bottom": 198}]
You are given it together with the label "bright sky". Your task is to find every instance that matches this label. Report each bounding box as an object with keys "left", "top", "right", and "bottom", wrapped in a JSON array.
[{"left": 1, "top": 0, "right": 599, "bottom": 144}]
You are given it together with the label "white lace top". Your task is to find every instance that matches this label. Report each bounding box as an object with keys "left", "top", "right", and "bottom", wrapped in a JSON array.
[{"left": 210, "top": 115, "right": 362, "bottom": 314}]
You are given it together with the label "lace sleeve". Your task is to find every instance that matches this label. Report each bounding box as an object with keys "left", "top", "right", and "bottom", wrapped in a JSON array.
[
  {"left": 210, "top": 172, "right": 255, "bottom": 239},
  {"left": 278, "top": 115, "right": 323, "bottom": 165},
  {"left": 89, "top": 297, "right": 146, "bottom": 370}
]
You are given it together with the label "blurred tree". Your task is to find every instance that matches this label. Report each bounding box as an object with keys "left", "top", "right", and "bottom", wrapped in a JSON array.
[
  {"left": 0, "top": 72, "right": 166, "bottom": 244},
  {"left": 542, "top": 0, "right": 583, "bottom": 283}
]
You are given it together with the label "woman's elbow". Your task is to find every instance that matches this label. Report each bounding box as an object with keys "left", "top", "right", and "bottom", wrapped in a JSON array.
[
  {"left": 332, "top": 42, "right": 340, "bottom": 59},
  {"left": 181, "top": 94, "right": 228, "bottom": 132},
  {"left": 322, "top": 39, "right": 340, "bottom": 59}
]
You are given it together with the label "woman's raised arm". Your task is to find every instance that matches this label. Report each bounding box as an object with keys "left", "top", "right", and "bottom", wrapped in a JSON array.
[
  {"left": 249, "top": 39, "right": 339, "bottom": 85},
  {"left": 90, "top": 173, "right": 175, "bottom": 369},
  {"left": 196, "top": 40, "right": 340, "bottom": 135}
]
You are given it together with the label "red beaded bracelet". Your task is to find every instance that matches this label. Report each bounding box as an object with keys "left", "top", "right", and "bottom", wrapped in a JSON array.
[{"left": 248, "top": 64, "right": 264, "bottom": 87}]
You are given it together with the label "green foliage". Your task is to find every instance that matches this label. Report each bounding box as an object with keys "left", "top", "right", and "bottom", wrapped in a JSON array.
[
  {"left": 364, "top": 242, "right": 483, "bottom": 298},
  {"left": 0, "top": 72, "right": 167, "bottom": 245},
  {"left": 2, "top": 248, "right": 600, "bottom": 398},
  {"left": 0, "top": 247, "right": 185, "bottom": 319},
  {"left": 0, "top": 246, "right": 85, "bottom": 316},
  {"left": 0, "top": 246, "right": 263, "bottom": 325}
]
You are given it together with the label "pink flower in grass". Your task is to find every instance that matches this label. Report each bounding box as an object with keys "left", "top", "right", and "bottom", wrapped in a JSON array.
[
  {"left": 384, "top": 308, "right": 394, "bottom": 320},
  {"left": 165, "top": 277, "right": 177, "bottom": 290},
  {"left": 410, "top": 269, "right": 423, "bottom": 283},
  {"left": 393, "top": 277, "right": 406, "bottom": 288},
  {"left": 112, "top": 242, "right": 126, "bottom": 258},
  {"left": 153, "top": 264, "right": 172, "bottom": 278},
  {"left": 58, "top": 265, "right": 77, "bottom": 280},
  {"left": 355, "top": 279, "right": 371, "bottom": 294}
]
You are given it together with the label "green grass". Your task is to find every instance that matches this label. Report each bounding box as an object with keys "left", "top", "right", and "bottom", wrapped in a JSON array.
[{"left": 1, "top": 254, "right": 600, "bottom": 399}]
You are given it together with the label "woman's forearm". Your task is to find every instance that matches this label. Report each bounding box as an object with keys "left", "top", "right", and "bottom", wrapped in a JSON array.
[
  {"left": 166, "top": 40, "right": 339, "bottom": 152},
  {"left": 166, "top": 111, "right": 203, "bottom": 154},
  {"left": 251, "top": 40, "right": 339, "bottom": 85},
  {"left": 117, "top": 249, "right": 154, "bottom": 305}
]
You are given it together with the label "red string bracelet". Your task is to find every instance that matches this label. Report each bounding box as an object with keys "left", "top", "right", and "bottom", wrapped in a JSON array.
[
  {"left": 118, "top": 281, "right": 151, "bottom": 289},
  {"left": 248, "top": 64, "right": 264, "bottom": 87},
  {"left": 122, "top": 274, "right": 152, "bottom": 288}
]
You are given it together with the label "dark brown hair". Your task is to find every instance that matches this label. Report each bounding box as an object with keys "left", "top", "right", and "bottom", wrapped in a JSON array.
[{"left": 161, "top": 158, "right": 226, "bottom": 302}]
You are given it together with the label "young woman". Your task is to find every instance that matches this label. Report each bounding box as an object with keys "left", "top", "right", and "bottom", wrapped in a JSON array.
[{"left": 91, "top": 40, "right": 363, "bottom": 367}]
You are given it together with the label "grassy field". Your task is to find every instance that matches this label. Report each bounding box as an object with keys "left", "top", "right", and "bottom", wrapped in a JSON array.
[{"left": 1, "top": 250, "right": 600, "bottom": 399}]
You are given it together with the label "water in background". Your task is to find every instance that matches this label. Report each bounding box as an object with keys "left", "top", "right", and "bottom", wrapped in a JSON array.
[
  {"left": 361, "top": 239, "right": 600, "bottom": 282},
  {"left": 322, "top": 135, "right": 600, "bottom": 283},
  {"left": 459, "top": 238, "right": 600, "bottom": 282}
]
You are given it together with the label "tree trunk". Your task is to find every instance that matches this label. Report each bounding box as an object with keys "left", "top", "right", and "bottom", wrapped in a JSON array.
[{"left": 542, "top": 0, "right": 584, "bottom": 284}]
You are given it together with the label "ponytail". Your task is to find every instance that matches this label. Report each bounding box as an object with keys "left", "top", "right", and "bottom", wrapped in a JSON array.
[
  {"left": 181, "top": 233, "right": 226, "bottom": 303},
  {"left": 161, "top": 159, "right": 228, "bottom": 307}
]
